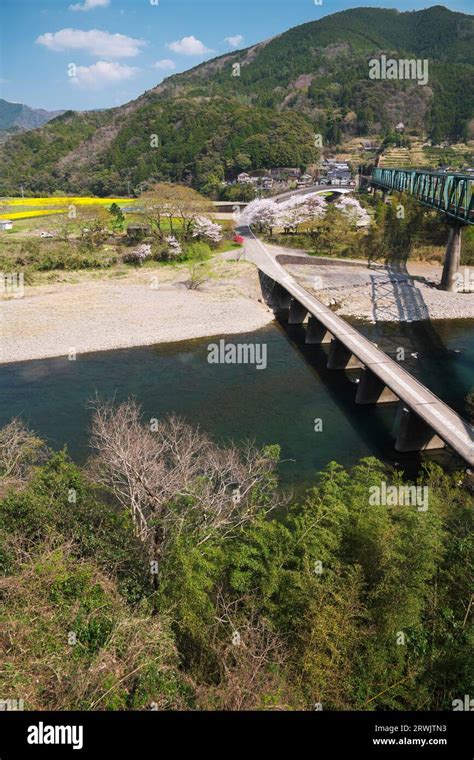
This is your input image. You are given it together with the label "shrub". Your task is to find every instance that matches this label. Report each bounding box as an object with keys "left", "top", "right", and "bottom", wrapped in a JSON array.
[
  {"left": 0, "top": 451, "right": 150, "bottom": 603},
  {"left": 0, "top": 547, "right": 188, "bottom": 710},
  {"left": 122, "top": 244, "right": 152, "bottom": 266},
  {"left": 165, "top": 235, "right": 182, "bottom": 259},
  {"left": 36, "top": 251, "right": 116, "bottom": 270},
  {"left": 184, "top": 241, "right": 211, "bottom": 261}
]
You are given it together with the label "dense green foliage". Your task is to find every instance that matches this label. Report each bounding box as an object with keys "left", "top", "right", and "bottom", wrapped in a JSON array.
[
  {"left": 0, "top": 420, "right": 472, "bottom": 711},
  {"left": 0, "top": 112, "right": 109, "bottom": 196},
  {"left": 175, "top": 6, "right": 473, "bottom": 142},
  {"left": 105, "top": 99, "right": 318, "bottom": 196},
  {"left": 1, "top": 6, "right": 472, "bottom": 197}
]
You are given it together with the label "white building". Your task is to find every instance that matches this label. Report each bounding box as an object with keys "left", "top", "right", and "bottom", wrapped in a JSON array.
[
  {"left": 0, "top": 220, "right": 13, "bottom": 231},
  {"left": 298, "top": 173, "right": 314, "bottom": 186}
]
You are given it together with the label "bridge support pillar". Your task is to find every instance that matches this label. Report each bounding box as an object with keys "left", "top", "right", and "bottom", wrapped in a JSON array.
[
  {"left": 355, "top": 367, "right": 398, "bottom": 404},
  {"left": 305, "top": 316, "right": 332, "bottom": 345},
  {"left": 288, "top": 299, "right": 308, "bottom": 325},
  {"left": 394, "top": 405, "right": 445, "bottom": 452},
  {"left": 327, "top": 338, "right": 363, "bottom": 370},
  {"left": 440, "top": 223, "right": 462, "bottom": 292},
  {"left": 272, "top": 283, "right": 291, "bottom": 311}
]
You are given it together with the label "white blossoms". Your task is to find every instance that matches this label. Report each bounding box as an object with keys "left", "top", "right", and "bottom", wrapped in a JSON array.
[
  {"left": 165, "top": 235, "right": 182, "bottom": 257},
  {"left": 243, "top": 193, "right": 328, "bottom": 232},
  {"left": 277, "top": 193, "right": 327, "bottom": 231},
  {"left": 243, "top": 193, "right": 370, "bottom": 231},
  {"left": 242, "top": 198, "right": 279, "bottom": 230},
  {"left": 192, "top": 216, "right": 223, "bottom": 244},
  {"left": 124, "top": 243, "right": 152, "bottom": 264},
  {"left": 334, "top": 196, "right": 371, "bottom": 227}
]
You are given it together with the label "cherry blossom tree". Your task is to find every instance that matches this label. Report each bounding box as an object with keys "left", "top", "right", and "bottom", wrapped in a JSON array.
[
  {"left": 165, "top": 235, "right": 182, "bottom": 258},
  {"left": 276, "top": 193, "right": 328, "bottom": 233},
  {"left": 335, "top": 196, "right": 371, "bottom": 227},
  {"left": 242, "top": 199, "right": 279, "bottom": 233},
  {"left": 192, "top": 216, "right": 223, "bottom": 245}
]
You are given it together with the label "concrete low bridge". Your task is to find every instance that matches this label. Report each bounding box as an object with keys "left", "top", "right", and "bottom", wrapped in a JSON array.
[
  {"left": 212, "top": 184, "right": 353, "bottom": 214},
  {"left": 238, "top": 225, "right": 474, "bottom": 467},
  {"left": 371, "top": 168, "right": 474, "bottom": 291},
  {"left": 271, "top": 183, "right": 354, "bottom": 204}
]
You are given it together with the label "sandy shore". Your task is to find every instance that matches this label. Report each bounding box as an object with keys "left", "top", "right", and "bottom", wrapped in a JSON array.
[{"left": 0, "top": 261, "right": 273, "bottom": 365}]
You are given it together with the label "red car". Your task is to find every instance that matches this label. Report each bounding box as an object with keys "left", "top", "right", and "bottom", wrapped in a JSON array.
[{"left": 233, "top": 234, "right": 244, "bottom": 245}]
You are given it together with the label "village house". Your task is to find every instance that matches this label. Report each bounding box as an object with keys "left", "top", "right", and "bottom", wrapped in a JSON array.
[
  {"left": 297, "top": 173, "right": 314, "bottom": 187},
  {"left": 0, "top": 220, "right": 13, "bottom": 231},
  {"left": 237, "top": 172, "right": 253, "bottom": 184}
]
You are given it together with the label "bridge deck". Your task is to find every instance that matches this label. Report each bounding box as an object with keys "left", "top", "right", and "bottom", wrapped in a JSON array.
[{"left": 240, "top": 226, "right": 474, "bottom": 466}]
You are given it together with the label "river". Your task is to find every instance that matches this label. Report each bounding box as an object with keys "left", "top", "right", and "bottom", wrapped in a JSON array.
[{"left": 0, "top": 318, "right": 472, "bottom": 488}]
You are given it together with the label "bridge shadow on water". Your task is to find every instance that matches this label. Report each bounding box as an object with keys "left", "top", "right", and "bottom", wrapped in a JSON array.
[
  {"left": 275, "top": 315, "right": 465, "bottom": 477},
  {"left": 272, "top": 314, "right": 422, "bottom": 476}
]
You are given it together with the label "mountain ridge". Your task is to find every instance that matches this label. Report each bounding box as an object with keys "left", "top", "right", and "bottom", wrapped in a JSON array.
[
  {"left": 1, "top": 5, "right": 472, "bottom": 197},
  {"left": 0, "top": 98, "right": 65, "bottom": 133}
]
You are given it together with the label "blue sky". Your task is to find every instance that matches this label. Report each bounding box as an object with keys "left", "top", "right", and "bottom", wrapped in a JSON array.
[{"left": 1, "top": 0, "right": 472, "bottom": 111}]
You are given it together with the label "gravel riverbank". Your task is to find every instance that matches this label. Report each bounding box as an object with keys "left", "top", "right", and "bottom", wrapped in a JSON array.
[
  {"left": 286, "top": 259, "right": 474, "bottom": 322},
  {"left": 0, "top": 263, "right": 273, "bottom": 365}
]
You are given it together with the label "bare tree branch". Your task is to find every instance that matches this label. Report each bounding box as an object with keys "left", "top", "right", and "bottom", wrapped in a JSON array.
[{"left": 88, "top": 399, "right": 282, "bottom": 557}]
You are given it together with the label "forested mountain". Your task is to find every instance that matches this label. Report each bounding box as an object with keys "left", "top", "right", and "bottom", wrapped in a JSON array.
[
  {"left": 1, "top": 6, "right": 472, "bottom": 196},
  {"left": 0, "top": 99, "right": 64, "bottom": 133}
]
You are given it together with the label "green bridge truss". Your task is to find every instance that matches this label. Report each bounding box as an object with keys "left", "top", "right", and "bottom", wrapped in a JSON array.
[{"left": 371, "top": 168, "right": 474, "bottom": 225}]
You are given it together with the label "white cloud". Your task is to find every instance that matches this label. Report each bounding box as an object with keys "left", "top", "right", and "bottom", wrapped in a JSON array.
[
  {"left": 166, "top": 36, "right": 213, "bottom": 56},
  {"left": 69, "top": 0, "right": 110, "bottom": 11},
  {"left": 153, "top": 59, "right": 176, "bottom": 70},
  {"left": 69, "top": 60, "right": 138, "bottom": 89},
  {"left": 225, "top": 35, "right": 244, "bottom": 49},
  {"left": 36, "top": 28, "right": 146, "bottom": 58}
]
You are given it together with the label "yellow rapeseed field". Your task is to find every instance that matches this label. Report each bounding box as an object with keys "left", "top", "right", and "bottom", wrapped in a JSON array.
[
  {"left": 4, "top": 197, "right": 135, "bottom": 207},
  {"left": 0, "top": 197, "right": 136, "bottom": 220},
  {"left": 0, "top": 209, "right": 65, "bottom": 220}
]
